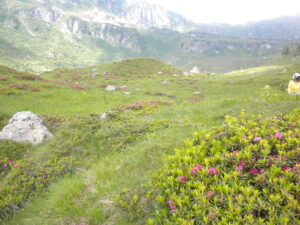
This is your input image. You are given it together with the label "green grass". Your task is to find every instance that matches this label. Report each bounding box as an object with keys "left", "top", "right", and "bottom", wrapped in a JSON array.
[{"left": 0, "top": 58, "right": 299, "bottom": 224}]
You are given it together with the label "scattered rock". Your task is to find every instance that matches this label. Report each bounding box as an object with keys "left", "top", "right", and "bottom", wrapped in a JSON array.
[
  {"left": 183, "top": 72, "right": 192, "bottom": 76},
  {"left": 190, "top": 66, "right": 200, "bottom": 73},
  {"left": 0, "top": 111, "right": 53, "bottom": 145},
  {"left": 100, "top": 113, "right": 107, "bottom": 119},
  {"left": 194, "top": 91, "right": 201, "bottom": 95},
  {"left": 124, "top": 92, "right": 131, "bottom": 95},
  {"left": 158, "top": 71, "right": 163, "bottom": 74},
  {"left": 161, "top": 80, "right": 169, "bottom": 85},
  {"left": 105, "top": 85, "right": 116, "bottom": 91}
]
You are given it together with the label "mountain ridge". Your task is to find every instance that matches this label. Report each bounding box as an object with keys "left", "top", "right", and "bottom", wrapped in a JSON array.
[{"left": 0, "top": 0, "right": 299, "bottom": 73}]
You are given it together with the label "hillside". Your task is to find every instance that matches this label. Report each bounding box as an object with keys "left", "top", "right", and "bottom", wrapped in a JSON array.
[
  {"left": 0, "top": 58, "right": 299, "bottom": 224},
  {"left": 0, "top": 0, "right": 296, "bottom": 73}
]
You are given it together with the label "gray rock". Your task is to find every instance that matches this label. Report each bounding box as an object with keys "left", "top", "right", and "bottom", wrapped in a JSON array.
[
  {"left": 0, "top": 111, "right": 53, "bottom": 145},
  {"left": 105, "top": 85, "right": 116, "bottom": 91}
]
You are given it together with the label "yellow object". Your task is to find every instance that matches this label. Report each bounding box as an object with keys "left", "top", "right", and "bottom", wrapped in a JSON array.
[{"left": 288, "top": 80, "right": 300, "bottom": 95}]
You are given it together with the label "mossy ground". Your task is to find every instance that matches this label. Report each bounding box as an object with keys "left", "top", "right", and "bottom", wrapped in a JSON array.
[{"left": 0, "top": 58, "right": 299, "bottom": 224}]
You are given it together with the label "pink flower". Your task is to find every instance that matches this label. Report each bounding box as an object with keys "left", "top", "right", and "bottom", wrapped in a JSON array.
[
  {"left": 232, "top": 151, "right": 238, "bottom": 156},
  {"left": 195, "top": 163, "right": 203, "bottom": 169},
  {"left": 13, "top": 163, "right": 18, "bottom": 167},
  {"left": 235, "top": 160, "right": 247, "bottom": 171},
  {"left": 242, "top": 134, "right": 248, "bottom": 139},
  {"left": 290, "top": 122, "right": 296, "bottom": 127},
  {"left": 179, "top": 176, "right": 186, "bottom": 183},
  {"left": 191, "top": 167, "right": 198, "bottom": 174},
  {"left": 282, "top": 166, "right": 291, "bottom": 171},
  {"left": 274, "top": 133, "right": 283, "bottom": 138},
  {"left": 240, "top": 160, "right": 246, "bottom": 167},
  {"left": 168, "top": 200, "right": 177, "bottom": 212},
  {"left": 190, "top": 164, "right": 203, "bottom": 174},
  {"left": 249, "top": 169, "right": 259, "bottom": 175},
  {"left": 269, "top": 155, "right": 278, "bottom": 159},
  {"left": 207, "top": 168, "right": 218, "bottom": 175},
  {"left": 235, "top": 165, "right": 243, "bottom": 171},
  {"left": 253, "top": 137, "right": 262, "bottom": 142},
  {"left": 3, "top": 163, "right": 8, "bottom": 167},
  {"left": 260, "top": 169, "right": 266, "bottom": 174},
  {"left": 8, "top": 160, "right": 13, "bottom": 164}
]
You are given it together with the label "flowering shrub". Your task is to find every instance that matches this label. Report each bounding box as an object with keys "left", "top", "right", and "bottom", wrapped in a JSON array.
[
  {"left": 148, "top": 110, "right": 300, "bottom": 224},
  {"left": 0, "top": 140, "right": 30, "bottom": 179},
  {"left": 14, "top": 74, "right": 44, "bottom": 81},
  {"left": 108, "top": 100, "right": 173, "bottom": 116},
  {"left": 0, "top": 76, "right": 8, "bottom": 81},
  {"left": 67, "top": 83, "right": 88, "bottom": 90},
  {"left": 10, "top": 83, "right": 39, "bottom": 91},
  {"left": 39, "top": 113, "right": 65, "bottom": 129}
]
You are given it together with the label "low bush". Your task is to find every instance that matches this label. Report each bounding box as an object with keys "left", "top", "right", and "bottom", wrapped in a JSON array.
[
  {"left": 0, "top": 140, "right": 31, "bottom": 179},
  {"left": 148, "top": 110, "right": 300, "bottom": 224},
  {"left": 10, "top": 83, "right": 39, "bottom": 91},
  {"left": 14, "top": 74, "right": 44, "bottom": 81}
]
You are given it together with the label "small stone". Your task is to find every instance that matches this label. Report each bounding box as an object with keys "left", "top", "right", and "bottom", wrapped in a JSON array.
[
  {"left": 161, "top": 80, "right": 169, "bottom": 85},
  {"left": 105, "top": 85, "right": 116, "bottom": 91},
  {"left": 100, "top": 113, "right": 107, "bottom": 119}
]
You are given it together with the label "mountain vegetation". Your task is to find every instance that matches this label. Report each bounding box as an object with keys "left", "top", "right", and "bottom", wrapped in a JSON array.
[
  {"left": 0, "top": 58, "right": 299, "bottom": 224},
  {"left": 0, "top": 0, "right": 300, "bottom": 224},
  {"left": 0, "top": 0, "right": 299, "bottom": 72}
]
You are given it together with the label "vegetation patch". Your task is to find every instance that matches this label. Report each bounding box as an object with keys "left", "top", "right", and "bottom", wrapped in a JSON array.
[
  {"left": 0, "top": 76, "right": 8, "bottom": 81},
  {"left": 14, "top": 74, "right": 44, "bottom": 81},
  {"left": 147, "top": 110, "right": 300, "bottom": 224},
  {"left": 9, "top": 83, "right": 39, "bottom": 91}
]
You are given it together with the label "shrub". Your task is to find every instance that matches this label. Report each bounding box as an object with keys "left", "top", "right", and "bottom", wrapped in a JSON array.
[
  {"left": 10, "top": 83, "right": 39, "bottom": 91},
  {"left": 0, "top": 140, "right": 31, "bottom": 179},
  {"left": 148, "top": 110, "right": 300, "bottom": 224},
  {"left": 14, "top": 74, "right": 44, "bottom": 81},
  {"left": 39, "top": 113, "right": 66, "bottom": 129},
  {"left": 0, "top": 76, "right": 8, "bottom": 81},
  {"left": 96, "top": 83, "right": 108, "bottom": 88}
]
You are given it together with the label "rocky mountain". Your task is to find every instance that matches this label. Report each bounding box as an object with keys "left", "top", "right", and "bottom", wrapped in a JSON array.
[
  {"left": 0, "top": 0, "right": 298, "bottom": 73},
  {"left": 196, "top": 15, "right": 300, "bottom": 41}
]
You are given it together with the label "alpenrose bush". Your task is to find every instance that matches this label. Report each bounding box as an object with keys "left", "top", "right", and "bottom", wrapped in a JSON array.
[{"left": 148, "top": 110, "right": 300, "bottom": 225}]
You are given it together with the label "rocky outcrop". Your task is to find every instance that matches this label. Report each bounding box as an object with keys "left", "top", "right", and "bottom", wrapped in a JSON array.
[
  {"left": 0, "top": 111, "right": 53, "bottom": 145},
  {"left": 30, "top": 7, "right": 63, "bottom": 23}
]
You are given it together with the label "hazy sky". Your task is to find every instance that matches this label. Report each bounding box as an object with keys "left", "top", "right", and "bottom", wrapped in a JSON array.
[{"left": 146, "top": 0, "right": 300, "bottom": 24}]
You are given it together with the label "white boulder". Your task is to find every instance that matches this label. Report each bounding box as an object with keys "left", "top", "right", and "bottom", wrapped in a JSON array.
[{"left": 0, "top": 111, "right": 53, "bottom": 145}]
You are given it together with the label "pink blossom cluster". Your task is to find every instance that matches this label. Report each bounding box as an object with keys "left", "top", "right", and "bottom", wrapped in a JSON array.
[
  {"left": 253, "top": 136, "right": 262, "bottom": 142},
  {"left": 273, "top": 132, "right": 283, "bottom": 138},
  {"left": 179, "top": 176, "right": 187, "bottom": 183},
  {"left": 2, "top": 160, "right": 18, "bottom": 168},
  {"left": 235, "top": 160, "right": 246, "bottom": 171},
  {"left": 207, "top": 168, "right": 218, "bottom": 175},
  {"left": 190, "top": 163, "right": 203, "bottom": 174},
  {"left": 282, "top": 163, "right": 300, "bottom": 171},
  {"left": 168, "top": 200, "right": 177, "bottom": 213},
  {"left": 249, "top": 168, "right": 265, "bottom": 175}
]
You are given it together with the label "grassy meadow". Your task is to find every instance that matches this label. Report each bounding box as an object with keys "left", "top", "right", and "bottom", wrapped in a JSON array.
[{"left": 0, "top": 58, "right": 299, "bottom": 224}]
